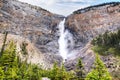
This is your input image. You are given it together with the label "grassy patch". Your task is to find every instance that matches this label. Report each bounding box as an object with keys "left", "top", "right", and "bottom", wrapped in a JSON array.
[{"left": 92, "top": 45, "right": 120, "bottom": 56}]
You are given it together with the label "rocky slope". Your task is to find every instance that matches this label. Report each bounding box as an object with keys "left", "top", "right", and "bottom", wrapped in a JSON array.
[
  {"left": 65, "top": 2, "right": 120, "bottom": 72},
  {"left": 0, "top": 33, "right": 62, "bottom": 69},
  {"left": 0, "top": 0, "right": 64, "bottom": 68}
]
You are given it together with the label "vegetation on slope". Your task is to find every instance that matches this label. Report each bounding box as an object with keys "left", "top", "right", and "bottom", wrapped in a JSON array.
[
  {"left": 91, "top": 30, "right": 120, "bottom": 79},
  {"left": 91, "top": 30, "right": 120, "bottom": 56},
  {"left": 0, "top": 41, "right": 76, "bottom": 80},
  {"left": 0, "top": 32, "right": 112, "bottom": 80},
  {"left": 86, "top": 54, "right": 111, "bottom": 80},
  {"left": 75, "top": 59, "right": 85, "bottom": 80}
]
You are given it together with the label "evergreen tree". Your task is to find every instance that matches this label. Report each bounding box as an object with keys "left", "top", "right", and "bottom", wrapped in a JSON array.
[
  {"left": 0, "top": 31, "right": 8, "bottom": 56},
  {"left": 75, "top": 58, "right": 85, "bottom": 80},
  {"left": 85, "top": 54, "right": 112, "bottom": 80},
  {"left": 91, "top": 30, "right": 120, "bottom": 47},
  {"left": 60, "top": 63, "right": 74, "bottom": 80},
  {"left": 48, "top": 62, "right": 74, "bottom": 80},
  {"left": 0, "top": 41, "right": 42, "bottom": 80},
  {"left": 48, "top": 62, "right": 59, "bottom": 80},
  {"left": 0, "top": 67, "right": 4, "bottom": 79}
]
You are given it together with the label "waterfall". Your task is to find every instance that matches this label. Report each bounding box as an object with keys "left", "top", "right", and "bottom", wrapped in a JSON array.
[{"left": 58, "top": 19, "right": 74, "bottom": 61}]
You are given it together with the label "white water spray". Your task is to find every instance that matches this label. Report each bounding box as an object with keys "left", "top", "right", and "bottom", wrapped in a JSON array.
[{"left": 58, "top": 19, "right": 74, "bottom": 61}]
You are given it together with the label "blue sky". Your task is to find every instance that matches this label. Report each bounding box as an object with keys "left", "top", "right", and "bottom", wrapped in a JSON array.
[{"left": 18, "top": 0, "right": 120, "bottom": 16}]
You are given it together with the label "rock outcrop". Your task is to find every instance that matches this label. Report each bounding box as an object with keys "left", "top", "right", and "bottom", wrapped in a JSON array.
[
  {"left": 65, "top": 2, "right": 120, "bottom": 71},
  {"left": 0, "top": 0, "right": 64, "bottom": 69}
]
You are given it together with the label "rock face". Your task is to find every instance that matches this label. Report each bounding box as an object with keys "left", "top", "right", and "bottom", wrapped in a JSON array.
[
  {"left": 65, "top": 43, "right": 95, "bottom": 72},
  {"left": 0, "top": 33, "right": 62, "bottom": 69},
  {"left": 0, "top": 0, "right": 64, "bottom": 68},
  {"left": 65, "top": 2, "right": 120, "bottom": 48},
  {"left": 0, "top": 0, "right": 64, "bottom": 54},
  {"left": 65, "top": 2, "right": 120, "bottom": 71}
]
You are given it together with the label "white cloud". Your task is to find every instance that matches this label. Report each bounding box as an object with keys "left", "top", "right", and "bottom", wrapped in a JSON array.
[
  {"left": 60, "top": 0, "right": 95, "bottom": 3},
  {"left": 40, "top": 0, "right": 57, "bottom": 6},
  {"left": 18, "top": 0, "right": 57, "bottom": 6},
  {"left": 18, "top": 0, "right": 93, "bottom": 16},
  {"left": 18, "top": 0, "right": 94, "bottom": 5},
  {"left": 47, "top": 4, "right": 90, "bottom": 16}
]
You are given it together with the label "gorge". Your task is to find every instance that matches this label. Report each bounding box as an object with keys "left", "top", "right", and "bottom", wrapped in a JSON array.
[{"left": 1, "top": 0, "right": 120, "bottom": 79}]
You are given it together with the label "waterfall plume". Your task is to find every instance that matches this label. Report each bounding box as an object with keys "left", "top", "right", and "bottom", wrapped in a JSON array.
[{"left": 58, "top": 19, "right": 74, "bottom": 61}]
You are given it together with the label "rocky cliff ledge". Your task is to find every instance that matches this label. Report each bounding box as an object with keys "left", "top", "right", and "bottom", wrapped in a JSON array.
[{"left": 65, "top": 2, "right": 120, "bottom": 72}]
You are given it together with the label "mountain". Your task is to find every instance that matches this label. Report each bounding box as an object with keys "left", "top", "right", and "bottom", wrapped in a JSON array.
[
  {"left": 1, "top": 0, "right": 120, "bottom": 79},
  {"left": 65, "top": 2, "right": 120, "bottom": 47},
  {"left": 65, "top": 2, "right": 120, "bottom": 76},
  {"left": 0, "top": 0, "right": 64, "bottom": 69}
]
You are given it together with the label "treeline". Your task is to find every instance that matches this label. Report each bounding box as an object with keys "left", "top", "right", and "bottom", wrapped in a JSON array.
[
  {"left": 91, "top": 30, "right": 120, "bottom": 56},
  {"left": 0, "top": 33, "right": 111, "bottom": 80},
  {"left": 92, "top": 30, "right": 120, "bottom": 47}
]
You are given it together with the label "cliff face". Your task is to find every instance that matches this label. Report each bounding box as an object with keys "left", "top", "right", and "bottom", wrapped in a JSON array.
[
  {"left": 65, "top": 2, "right": 120, "bottom": 71},
  {"left": 0, "top": 0, "right": 64, "bottom": 68},
  {"left": 0, "top": 0, "right": 64, "bottom": 54},
  {"left": 65, "top": 2, "right": 120, "bottom": 48}
]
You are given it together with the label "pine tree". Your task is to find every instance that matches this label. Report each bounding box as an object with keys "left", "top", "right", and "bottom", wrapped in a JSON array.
[
  {"left": 85, "top": 54, "right": 112, "bottom": 80},
  {"left": 75, "top": 58, "right": 85, "bottom": 80},
  {"left": 48, "top": 62, "right": 59, "bottom": 80},
  {"left": 0, "top": 40, "right": 43, "bottom": 80},
  {"left": 59, "top": 63, "right": 74, "bottom": 80},
  {"left": 0, "top": 67, "right": 4, "bottom": 79},
  {"left": 0, "top": 31, "right": 8, "bottom": 57},
  {"left": 48, "top": 62, "right": 74, "bottom": 80}
]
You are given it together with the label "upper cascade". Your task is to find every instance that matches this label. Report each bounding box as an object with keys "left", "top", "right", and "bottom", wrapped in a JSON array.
[{"left": 58, "top": 19, "right": 74, "bottom": 61}]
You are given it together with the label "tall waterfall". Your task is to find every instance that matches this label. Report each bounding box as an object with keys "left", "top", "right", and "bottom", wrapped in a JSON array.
[{"left": 58, "top": 19, "right": 74, "bottom": 61}]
